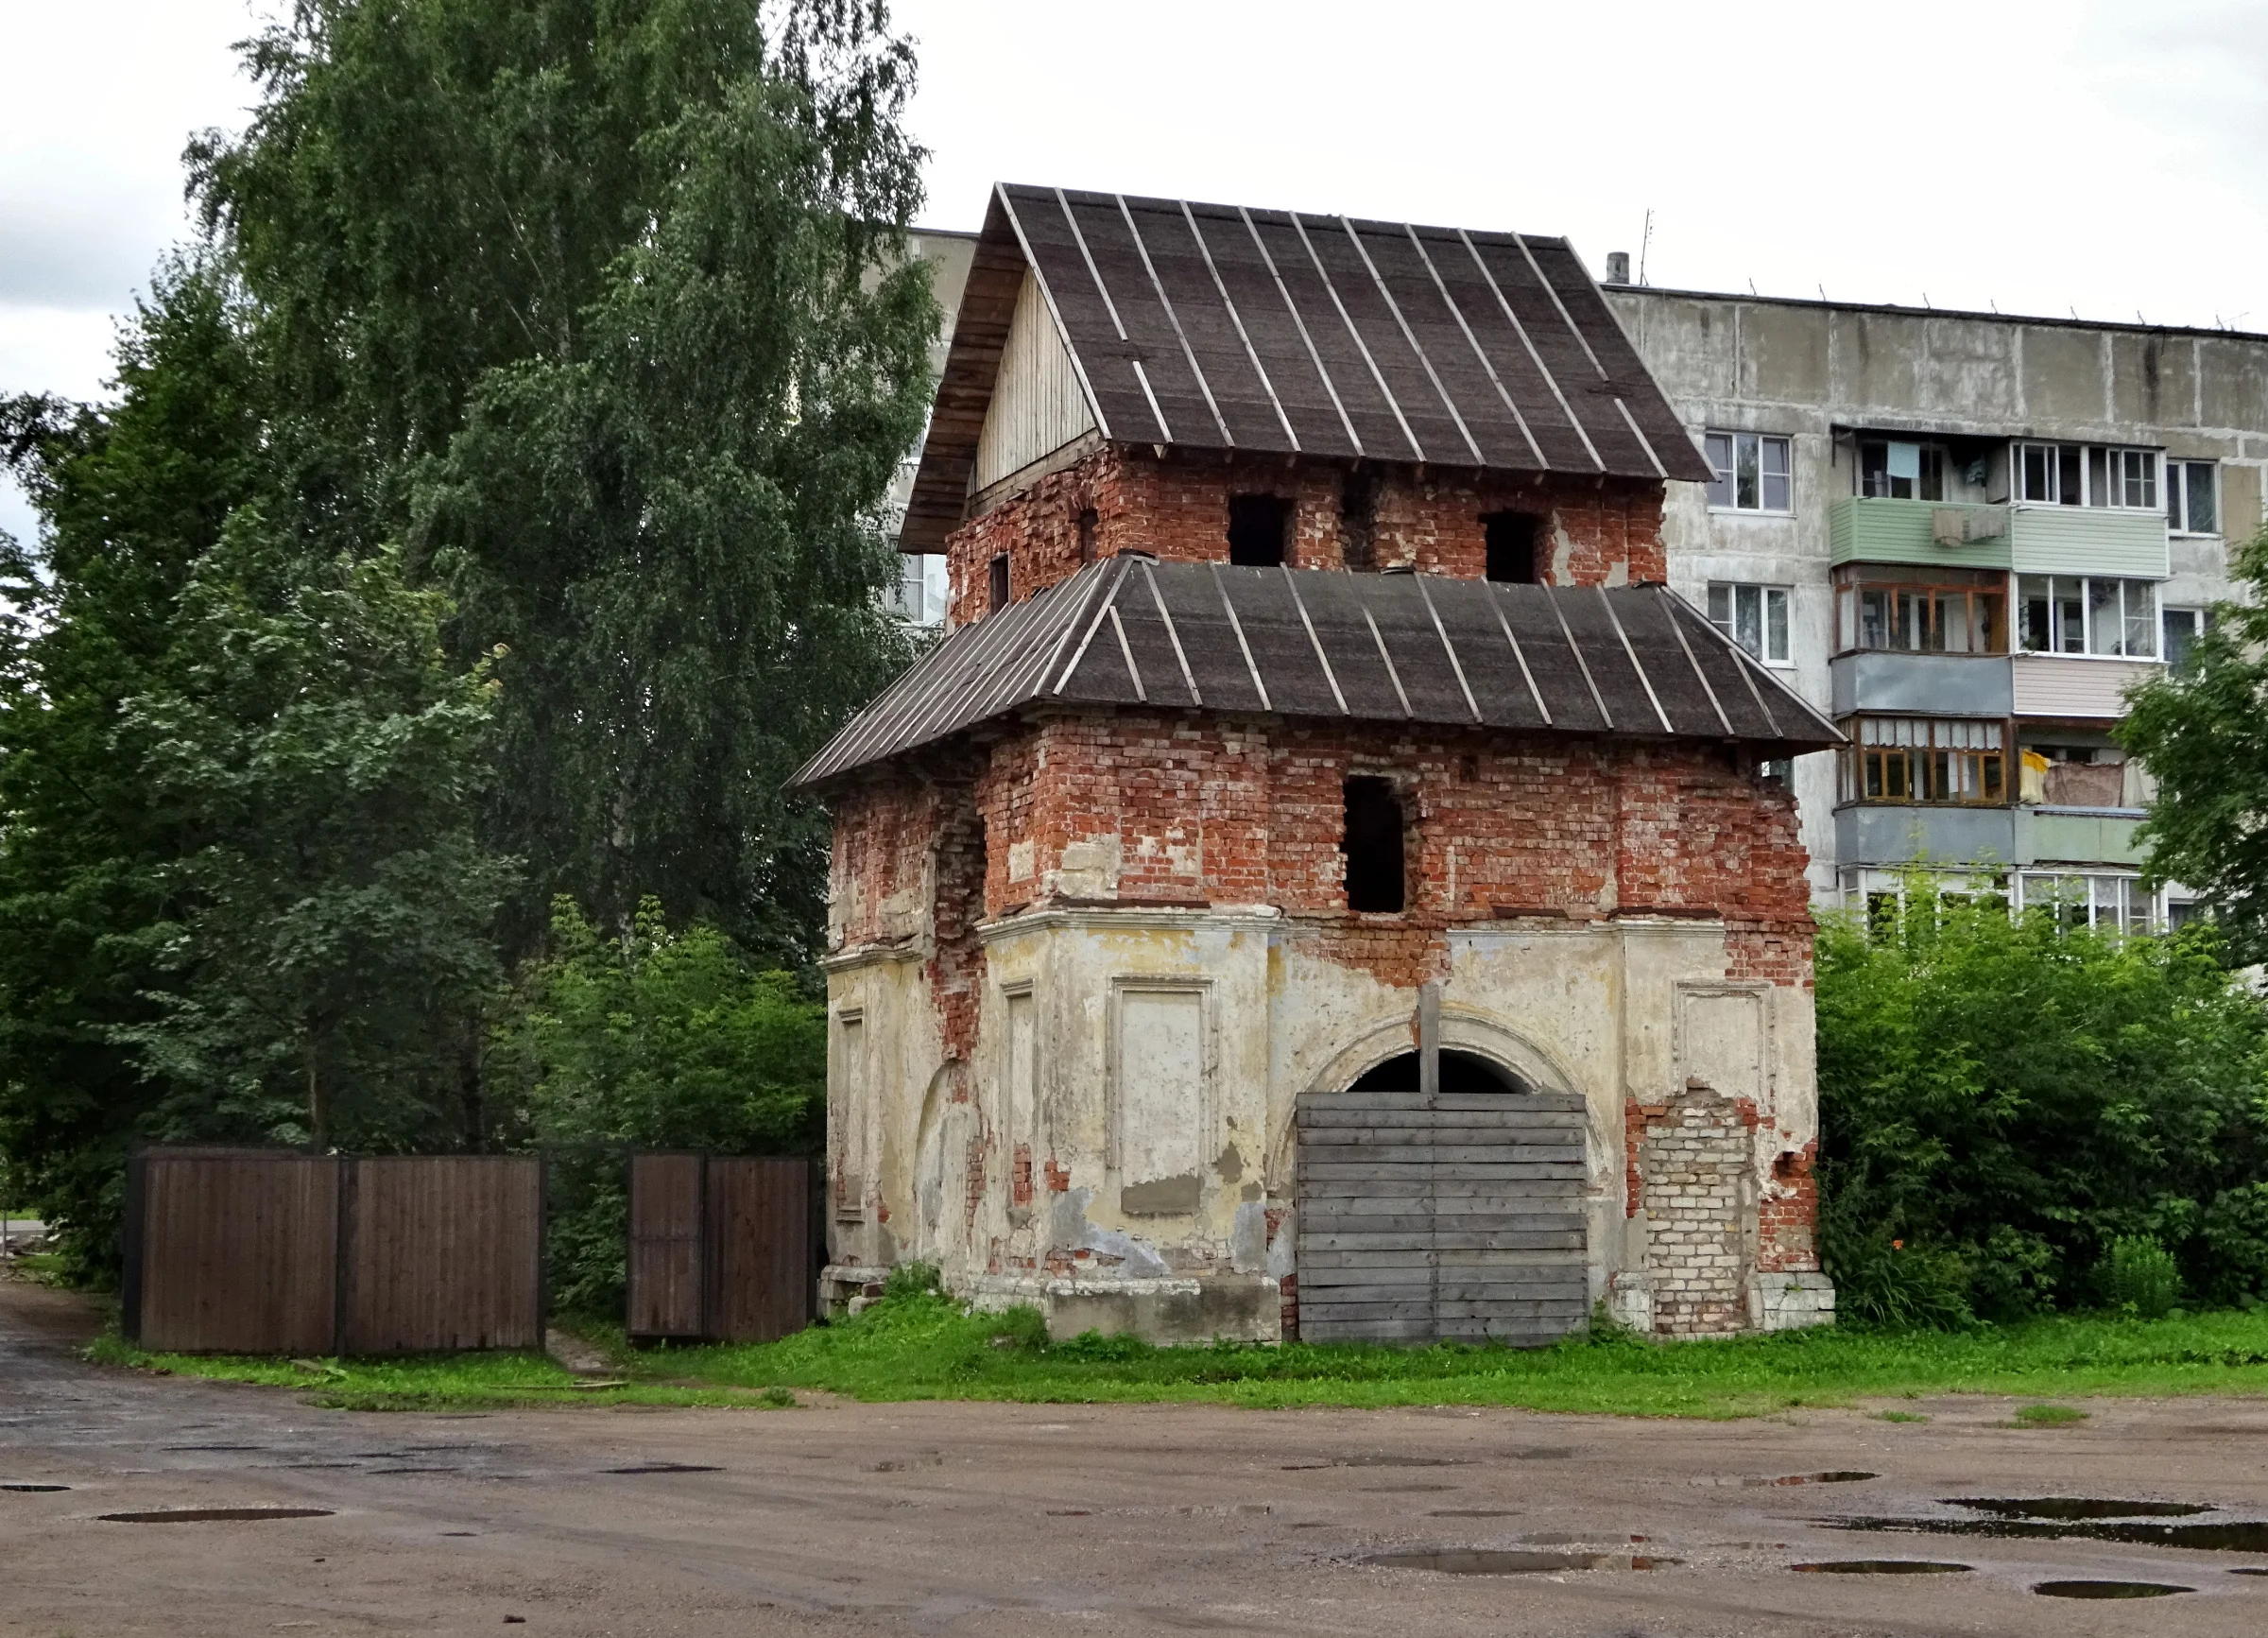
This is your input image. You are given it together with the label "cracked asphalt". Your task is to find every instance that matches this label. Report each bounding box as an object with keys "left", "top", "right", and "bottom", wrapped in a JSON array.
[{"left": 7, "top": 1272, "right": 2268, "bottom": 1636}]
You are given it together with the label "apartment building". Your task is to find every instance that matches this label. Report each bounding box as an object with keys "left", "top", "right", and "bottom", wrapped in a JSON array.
[{"left": 1606, "top": 287, "right": 2268, "bottom": 924}]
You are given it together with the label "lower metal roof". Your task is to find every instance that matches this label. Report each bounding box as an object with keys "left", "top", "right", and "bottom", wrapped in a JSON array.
[{"left": 792, "top": 560, "right": 1841, "bottom": 786}]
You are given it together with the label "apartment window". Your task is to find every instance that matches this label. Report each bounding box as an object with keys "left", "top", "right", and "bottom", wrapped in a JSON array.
[
  {"left": 1859, "top": 440, "right": 1949, "bottom": 501},
  {"left": 988, "top": 553, "right": 1010, "bottom": 613},
  {"left": 892, "top": 552, "right": 946, "bottom": 626},
  {"left": 1704, "top": 432, "right": 1792, "bottom": 512},
  {"left": 2168, "top": 461, "right": 2219, "bottom": 534},
  {"left": 1707, "top": 582, "right": 1792, "bottom": 665},
  {"left": 1483, "top": 511, "right": 1540, "bottom": 583},
  {"left": 1841, "top": 716, "right": 2005, "bottom": 806},
  {"left": 2017, "top": 871, "right": 2155, "bottom": 935},
  {"left": 2017, "top": 575, "right": 2159, "bottom": 658},
  {"left": 2163, "top": 607, "right": 2208, "bottom": 670},
  {"left": 1228, "top": 494, "right": 1291, "bottom": 567},
  {"left": 1341, "top": 776, "right": 1406, "bottom": 913},
  {"left": 2017, "top": 442, "right": 2159, "bottom": 509},
  {"left": 1834, "top": 566, "right": 2004, "bottom": 655}
]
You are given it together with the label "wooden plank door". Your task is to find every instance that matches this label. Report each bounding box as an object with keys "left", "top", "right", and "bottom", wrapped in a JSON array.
[
  {"left": 707, "top": 1158, "right": 813, "bottom": 1343},
  {"left": 627, "top": 1153, "right": 707, "bottom": 1339},
  {"left": 1297, "top": 1086, "right": 1588, "bottom": 1344}
]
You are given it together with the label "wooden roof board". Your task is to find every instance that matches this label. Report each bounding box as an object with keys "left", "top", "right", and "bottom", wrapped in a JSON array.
[{"left": 794, "top": 564, "right": 1838, "bottom": 786}]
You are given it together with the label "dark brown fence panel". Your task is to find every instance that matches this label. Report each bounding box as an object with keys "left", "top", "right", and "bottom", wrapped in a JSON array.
[
  {"left": 626, "top": 1155, "right": 813, "bottom": 1343},
  {"left": 708, "top": 1159, "right": 812, "bottom": 1343},
  {"left": 133, "top": 1150, "right": 339, "bottom": 1354},
  {"left": 627, "top": 1153, "right": 707, "bottom": 1339},
  {"left": 342, "top": 1156, "right": 543, "bottom": 1353}
]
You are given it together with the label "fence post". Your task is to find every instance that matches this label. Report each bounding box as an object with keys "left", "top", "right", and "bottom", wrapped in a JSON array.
[
  {"left": 120, "top": 1150, "right": 146, "bottom": 1344},
  {"left": 331, "top": 1155, "right": 352, "bottom": 1356}
]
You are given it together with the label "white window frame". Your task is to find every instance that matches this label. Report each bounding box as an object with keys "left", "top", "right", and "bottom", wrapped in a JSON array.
[
  {"left": 2015, "top": 871, "right": 2157, "bottom": 935},
  {"left": 1707, "top": 581, "right": 1794, "bottom": 666},
  {"left": 2013, "top": 441, "right": 2161, "bottom": 510},
  {"left": 2016, "top": 575, "right": 2161, "bottom": 659},
  {"left": 1703, "top": 432, "right": 1794, "bottom": 514},
  {"left": 2168, "top": 460, "right": 2220, "bottom": 536},
  {"left": 2162, "top": 606, "right": 2208, "bottom": 669}
]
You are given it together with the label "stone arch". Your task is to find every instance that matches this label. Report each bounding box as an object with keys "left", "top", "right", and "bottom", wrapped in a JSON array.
[{"left": 1263, "top": 1009, "right": 1587, "bottom": 1198}]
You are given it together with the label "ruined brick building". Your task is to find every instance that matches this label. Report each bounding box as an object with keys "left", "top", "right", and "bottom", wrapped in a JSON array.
[{"left": 793, "top": 186, "right": 1841, "bottom": 1343}]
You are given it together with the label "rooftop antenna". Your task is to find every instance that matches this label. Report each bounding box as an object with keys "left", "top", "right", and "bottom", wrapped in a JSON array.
[
  {"left": 1817, "top": 283, "right": 1828, "bottom": 302},
  {"left": 1638, "top": 208, "right": 1654, "bottom": 286},
  {"left": 1923, "top": 292, "right": 1933, "bottom": 308},
  {"left": 1748, "top": 277, "right": 1758, "bottom": 295}
]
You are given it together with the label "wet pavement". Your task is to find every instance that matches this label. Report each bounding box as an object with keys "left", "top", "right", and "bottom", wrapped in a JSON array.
[{"left": 7, "top": 1270, "right": 2268, "bottom": 1635}]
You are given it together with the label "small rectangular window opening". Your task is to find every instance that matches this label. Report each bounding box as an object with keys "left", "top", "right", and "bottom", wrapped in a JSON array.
[
  {"left": 1342, "top": 776, "right": 1406, "bottom": 913},
  {"left": 1482, "top": 512, "right": 1540, "bottom": 583},
  {"left": 988, "top": 553, "right": 1010, "bottom": 612},
  {"left": 1339, "top": 474, "right": 1378, "bottom": 570},
  {"left": 1077, "top": 508, "right": 1098, "bottom": 562},
  {"left": 1228, "top": 494, "right": 1291, "bottom": 567}
]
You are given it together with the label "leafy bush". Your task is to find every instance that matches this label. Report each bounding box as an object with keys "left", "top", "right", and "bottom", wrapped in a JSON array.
[
  {"left": 489, "top": 896, "right": 825, "bottom": 1312},
  {"left": 1816, "top": 893, "right": 2268, "bottom": 1320},
  {"left": 2102, "top": 1236, "right": 2182, "bottom": 1318},
  {"left": 885, "top": 1262, "right": 942, "bottom": 1301}
]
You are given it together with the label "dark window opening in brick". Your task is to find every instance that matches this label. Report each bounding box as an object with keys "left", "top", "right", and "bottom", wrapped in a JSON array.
[
  {"left": 1228, "top": 494, "right": 1292, "bottom": 567},
  {"left": 1342, "top": 776, "right": 1406, "bottom": 913},
  {"left": 1349, "top": 1049, "right": 1522, "bottom": 1094},
  {"left": 1483, "top": 511, "right": 1541, "bottom": 583},
  {"left": 1076, "top": 508, "right": 1098, "bottom": 562},
  {"left": 988, "top": 553, "right": 1010, "bottom": 612},
  {"left": 1339, "top": 474, "right": 1378, "bottom": 570}
]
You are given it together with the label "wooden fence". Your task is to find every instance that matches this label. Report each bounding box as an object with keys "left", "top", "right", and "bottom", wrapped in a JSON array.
[
  {"left": 123, "top": 1149, "right": 543, "bottom": 1354},
  {"left": 627, "top": 1155, "right": 815, "bottom": 1343}
]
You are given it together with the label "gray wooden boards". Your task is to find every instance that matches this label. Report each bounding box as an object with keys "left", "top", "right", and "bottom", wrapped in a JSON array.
[
  {"left": 1295, "top": 1088, "right": 1588, "bottom": 1345},
  {"left": 791, "top": 563, "right": 1841, "bottom": 787}
]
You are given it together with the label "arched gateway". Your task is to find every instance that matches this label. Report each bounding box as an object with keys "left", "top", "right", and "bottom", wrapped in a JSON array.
[{"left": 1296, "top": 1050, "right": 1589, "bottom": 1344}]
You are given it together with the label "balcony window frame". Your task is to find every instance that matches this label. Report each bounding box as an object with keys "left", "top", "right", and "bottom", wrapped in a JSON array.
[
  {"left": 1704, "top": 431, "right": 1794, "bottom": 514},
  {"left": 2014, "top": 441, "right": 2161, "bottom": 510},
  {"left": 1831, "top": 565, "right": 2006, "bottom": 657},
  {"left": 1706, "top": 581, "right": 1794, "bottom": 666},
  {"left": 1839, "top": 715, "right": 2007, "bottom": 807},
  {"left": 2015, "top": 871, "right": 2157, "bottom": 935},
  {"left": 2163, "top": 606, "right": 2208, "bottom": 670},
  {"left": 2016, "top": 574, "right": 2161, "bottom": 659}
]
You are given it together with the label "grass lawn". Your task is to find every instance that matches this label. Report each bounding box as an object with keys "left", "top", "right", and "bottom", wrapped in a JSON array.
[{"left": 87, "top": 1289, "right": 2268, "bottom": 1417}]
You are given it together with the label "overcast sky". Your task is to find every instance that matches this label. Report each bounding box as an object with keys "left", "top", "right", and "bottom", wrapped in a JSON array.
[{"left": 6, "top": 0, "right": 2267, "bottom": 547}]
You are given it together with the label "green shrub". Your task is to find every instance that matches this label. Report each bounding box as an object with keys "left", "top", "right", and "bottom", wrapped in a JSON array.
[
  {"left": 489, "top": 897, "right": 825, "bottom": 1313},
  {"left": 1815, "top": 893, "right": 2268, "bottom": 1321},
  {"left": 1824, "top": 1231, "right": 1974, "bottom": 1330},
  {"left": 884, "top": 1261, "right": 942, "bottom": 1301},
  {"left": 2102, "top": 1235, "right": 2182, "bottom": 1318}
]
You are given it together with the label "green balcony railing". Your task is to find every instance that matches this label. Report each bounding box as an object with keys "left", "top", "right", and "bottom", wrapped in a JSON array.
[{"left": 1829, "top": 497, "right": 2012, "bottom": 569}]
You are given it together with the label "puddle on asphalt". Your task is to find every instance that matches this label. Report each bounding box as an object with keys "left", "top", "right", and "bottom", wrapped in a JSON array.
[
  {"left": 1506, "top": 1447, "right": 1575, "bottom": 1461},
  {"left": 1793, "top": 1560, "right": 1971, "bottom": 1575},
  {"left": 1362, "top": 1549, "right": 1677, "bottom": 1575},
  {"left": 1955, "top": 1497, "right": 2210, "bottom": 1520},
  {"left": 2033, "top": 1580, "right": 2191, "bottom": 1599},
  {"left": 604, "top": 1463, "right": 722, "bottom": 1475},
  {"left": 99, "top": 1508, "right": 334, "bottom": 1523},
  {"left": 1430, "top": 1509, "right": 1521, "bottom": 1518},
  {"left": 2232, "top": 1567, "right": 2268, "bottom": 1577},
  {"left": 1698, "top": 1471, "right": 1877, "bottom": 1489},
  {"left": 1, "top": 1483, "right": 69, "bottom": 1492},
  {"left": 1830, "top": 1509, "right": 2268, "bottom": 1553},
  {"left": 1284, "top": 1456, "right": 1469, "bottom": 1471},
  {"left": 1363, "top": 1484, "right": 1456, "bottom": 1493}
]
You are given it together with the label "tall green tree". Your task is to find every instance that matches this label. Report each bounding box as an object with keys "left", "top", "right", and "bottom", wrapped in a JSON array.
[
  {"left": 115, "top": 520, "right": 516, "bottom": 1152},
  {"left": 0, "top": 262, "right": 263, "bottom": 1278},
  {"left": 193, "top": 0, "right": 939, "bottom": 959},
  {"left": 2121, "top": 527, "right": 2268, "bottom": 962}
]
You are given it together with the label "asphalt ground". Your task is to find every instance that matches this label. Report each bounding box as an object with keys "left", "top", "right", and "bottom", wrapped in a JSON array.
[{"left": 6, "top": 1272, "right": 2268, "bottom": 1637}]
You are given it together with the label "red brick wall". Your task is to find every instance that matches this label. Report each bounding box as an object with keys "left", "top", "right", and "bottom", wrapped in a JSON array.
[{"left": 941, "top": 444, "right": 1668, "bottom": 627}]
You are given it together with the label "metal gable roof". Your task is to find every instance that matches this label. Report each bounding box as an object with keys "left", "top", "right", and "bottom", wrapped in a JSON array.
[
  {"left": 791, "top": 561, "right": 1841, "bottom": 787},
  {"left": 898, "top": 185, "right": 1715, "bottom": 555}
]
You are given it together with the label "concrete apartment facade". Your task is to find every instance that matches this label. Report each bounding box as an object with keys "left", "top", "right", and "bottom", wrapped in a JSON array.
[{"left": 1606, "top": 286, "right": 2268, "bottom": 922}]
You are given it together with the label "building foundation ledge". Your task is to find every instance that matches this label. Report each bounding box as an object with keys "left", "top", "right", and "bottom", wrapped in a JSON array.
[
  {"left": 1751, "top": 1270, "right": 1837, "bottom": 1332},
  {"left": 963, "top": 1271, "right": 1281, "bottom": 1345}
]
